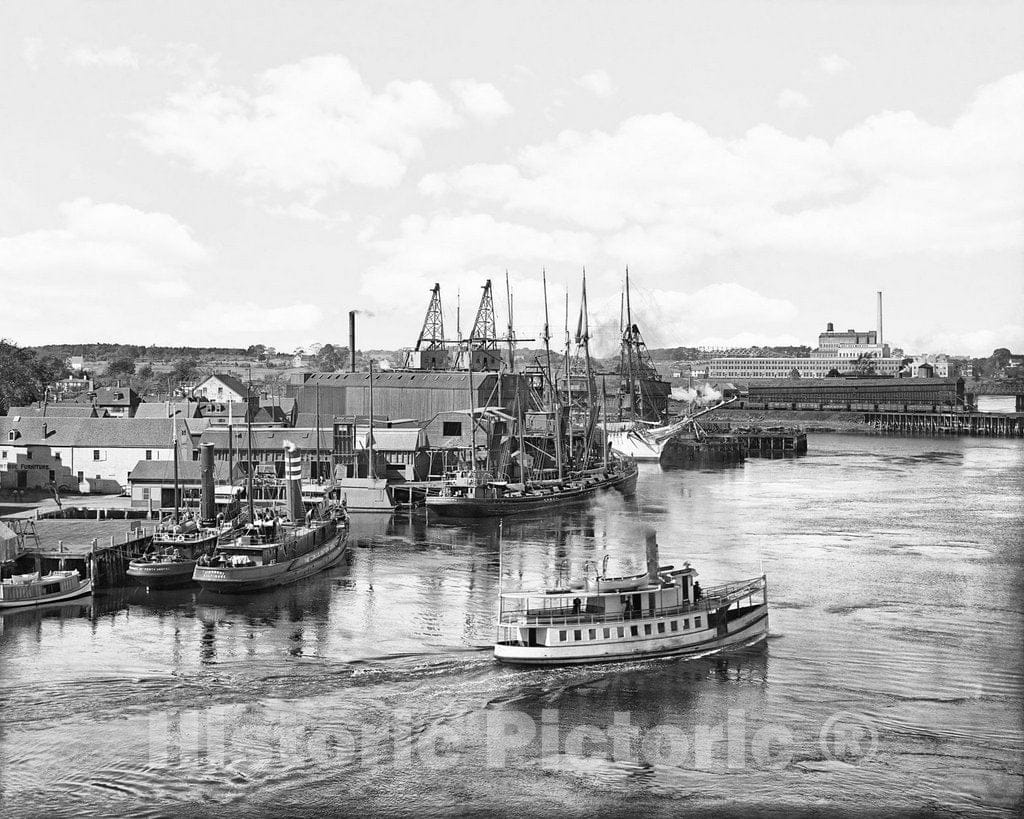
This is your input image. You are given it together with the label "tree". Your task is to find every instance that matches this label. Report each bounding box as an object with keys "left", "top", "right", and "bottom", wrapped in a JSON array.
[
  {"left": 105, "top": 355, "right": 136, "bottom": 377},
  {"left": 169, "top": 357, "right": 200, "bottom": 389},
  {"left": 138, "top": 364, "right": 154, "bottom": 380},
  {"left": 789, "top": 368, "right": 801, "bottom": 379},
  {"left": 315, "top": 344, "right": 349, "bottom": 372},
  {"left": 0, "top": 339, "right": 69, "bottom": 414}
]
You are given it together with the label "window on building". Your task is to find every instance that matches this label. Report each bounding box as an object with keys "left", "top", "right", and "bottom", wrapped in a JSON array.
[
  {"left": 26, "top": 450, "right": 32, "bottom": 460},
  {"left": 142, "top": 488, "right": 151, "bottom": 500},
  {"left": 617, "top": 627, "right": 624, "bottom": 638},
  {"left": 145, "top": 450, "right": 152, "bottom": 460},
  {"left": 694, "top": 616, "right": 702, "bottom": 628},
  {"left": 442, "top": 421, "right": 462, "bottom": 437},
  {"left": 644, "top": 624, "right": 652, "bottom": 635},
  {"left": 683, "top": 618, "right": 689, "bottom": 630},
  {"left": 657, "top": 622, "right": 666, "bottom": 634},
  {"left": 1, "top": 450, "right": 5, "bottom": 459},
  {"left": 48, "top": 470, "right": 55, "bottom": 482},
  {"left": 588, "top": 629, "right": 596, "bottom": 640},
  {"left": 93, "top": 450, "right": 101, "bottom": 461},
  {"left": 603, "top": 629, "right": 610, "bottom": 639},
  {"left": 671, "top": 621, "right": 679, "bottom": 632},
  {"left": 630, "top": 625, "right": 639, "bottom": 637}
]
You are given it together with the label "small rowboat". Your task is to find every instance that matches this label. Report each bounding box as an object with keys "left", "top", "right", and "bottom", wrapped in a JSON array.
[{"left": 0, "top": 570, "right": 93, "bottom": 611}]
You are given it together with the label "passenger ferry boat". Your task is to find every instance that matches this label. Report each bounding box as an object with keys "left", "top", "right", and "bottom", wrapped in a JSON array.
[
  {"left": 192, "top": 441, "right": 348, "bottom": 594},
  {"left": 494, "top": 532, "right": 768, "bottom": 665},
  {"left": 0, "top": 570, "right": 93, "bottom": 610},
  {"left": 426, "top": 458, "right": 638, "bottom": 518}
]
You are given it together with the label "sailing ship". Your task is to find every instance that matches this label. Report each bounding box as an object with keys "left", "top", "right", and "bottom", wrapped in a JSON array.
[
  {"left": 0, "top": 570, "right": 93, "bottom": 610},
  {"left": 192, "top": 440, "right": 347, "bottom": 594},
  {"left": 426, "top": 271, "right": 638, "bottom": 518},
  {"left": 494, "top": 530, "right": 768, "bottom": 665}
]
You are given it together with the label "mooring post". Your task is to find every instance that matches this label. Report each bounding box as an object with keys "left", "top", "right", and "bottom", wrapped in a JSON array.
[{"left": 59, "top": 539, "right": 64, "bottom": 553}]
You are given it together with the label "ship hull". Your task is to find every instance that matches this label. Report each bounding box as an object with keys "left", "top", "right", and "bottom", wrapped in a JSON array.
[
  {"left": 126, "top": 560, "right": 198, "bottom": 589},
  {"left": 193, "top": 532, "right": 347, "bottom": 594},
  {"left": 0, "top": 578, "right": 94, "bottom": 610},
  {"left": 426, "top": 466, "right": 638, "bottom": 518},
  {"left": 495, "top": 605, "right": 768, "bottom": 665}
]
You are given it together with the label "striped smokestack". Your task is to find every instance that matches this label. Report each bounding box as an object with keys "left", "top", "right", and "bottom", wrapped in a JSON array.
[{"left": 283, "top": 440, "right": 306, "bottom": 523}]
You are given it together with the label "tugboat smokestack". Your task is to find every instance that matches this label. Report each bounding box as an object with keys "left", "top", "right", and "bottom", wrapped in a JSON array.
[
  {"left": 283, "top": 441, "right": 305, "bottom": 523},
  {"left": 199, "top": 442, "right": 216, "bottom": 524}
]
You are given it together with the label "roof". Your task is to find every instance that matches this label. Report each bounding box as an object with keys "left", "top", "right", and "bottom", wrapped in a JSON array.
[
  {"left": 135, "top": 401, "right": 201, "bottom": 419},
  {"left": 128, "top": 459, "right": 235, "bottom": 483},
  {"left": 199, "top": 426, "right": 333, "bottom": 451},
  {"left": 90, "top": 386, "right": 139, "bottom": 407},
  {"left": 0, "top": 417, "right": 193, "bottom": 449},
  {"left": 198, "top": 373, "right": 249, "bottom": 397},
  {"left": 199, "top": 402, "right": 251, "bottom": 420},
  {"left": 365, "top": 428, "right": 426, "bottom": 451},
  {"left": 262, "top": 396, "right": 296, "bottom": 415},
  {"left": 6, "top": 404, "right": 98, "bottom": 418}
]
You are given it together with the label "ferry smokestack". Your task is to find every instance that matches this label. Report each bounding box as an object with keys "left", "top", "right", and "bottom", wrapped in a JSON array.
[
  {"left": 283, "top": 441, "right": 305, "bottom": 523},
  {"left": 200, "top": 443, "right": 216, "bottom": 524},
  {"left": 349, "top": 310, "right": 356, "bottom": 372},
  {"left": 877, "top": 291, "right": 883, "bottom": 345},
  {"left": 645, "top": 528, "right": 660, "bottom": 584}
]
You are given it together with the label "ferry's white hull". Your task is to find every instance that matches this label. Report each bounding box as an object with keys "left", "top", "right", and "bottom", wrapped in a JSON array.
[{"left": 495, "top": 603, "right": 767, "bottom": 665}]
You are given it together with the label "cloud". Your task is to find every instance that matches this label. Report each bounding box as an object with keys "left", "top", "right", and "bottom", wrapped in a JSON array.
[
  {"left": 132, "top": 54, "right": 459, "bottom": 192},
  {"left": 819, "top": 53, "right": 853, "bottom": 76},
  {"left": 0, "top": 198, "right": 206, "bottom": 279},
  {"left": 142, "top": 279, "right": 194, "bottom": 298},
  {"left": 420, "top": 71, "right": 1024, "bottom": 258},
  {"left": 906, "top": 324, "right": 1024, "bottom": 358},
  {"left": 66, "top": 45, "right": 139, "bottom": 69},
  {"left": 575, "top": 70, "right": 615, "bottom": 98},
  {"left": 777, "top": 88, "right": 810, "bottom": 110},
  {"left": 450, "top": 79, "right": 513, "bottom": 123},
  {"left": 22, "top": 37, "right": 43, "bottom": 71}
]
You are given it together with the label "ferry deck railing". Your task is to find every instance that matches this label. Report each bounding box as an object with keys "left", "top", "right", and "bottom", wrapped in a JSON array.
[{"left": 498, "top": 577, "right": 766, "bottom": 627}]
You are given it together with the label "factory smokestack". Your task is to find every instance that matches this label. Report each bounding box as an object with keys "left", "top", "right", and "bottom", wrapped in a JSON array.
[
  {"left": 877, "top": 291, "right": 883, "bottom": 345},
  {"left": 349, "top": 310, "right": 357, "bottom": 372}
]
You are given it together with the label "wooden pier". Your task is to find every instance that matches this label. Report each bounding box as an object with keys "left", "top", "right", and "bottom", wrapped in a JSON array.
[
  {"left": 1, "top": 515, "right": 156, "bottom": 588},
  {"left": 702, "top": 424, "right": 808, "bottom": 457},
  {"left": 864, "top": 411, "right": 1023, "bottom": 437}
]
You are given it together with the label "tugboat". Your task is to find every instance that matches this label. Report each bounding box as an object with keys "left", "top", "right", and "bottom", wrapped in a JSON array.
[
  {"left": 494, "top": 530, "right": 768, "bottom": 665},
  {"left": 193, "top": 440, "right": 348, "bottom": 594},
  {"left": 0, "top": 570, "right": 93, "bottom": 610},
  {"left": 127, "top": 442, "right": 236, "bottom": 589}
]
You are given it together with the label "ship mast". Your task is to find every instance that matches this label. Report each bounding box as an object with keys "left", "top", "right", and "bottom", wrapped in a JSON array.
[
  {"left": 564, "top": 292, "right": 573, "bottom": 471},
  {"left": 579, "top": 268, "right": 596, "bottom": 455},
  {"left": 624, "top": 266, "right": 638, "bottom": 420},
  {"left": 542, "top": 271, "right": 563, "bottom": 481},
  {"left": 367, "top": 359, "right": 375, "bottom": 481},
  {"left": 171, "top": 412, "right": 179, "bottom": 524}
]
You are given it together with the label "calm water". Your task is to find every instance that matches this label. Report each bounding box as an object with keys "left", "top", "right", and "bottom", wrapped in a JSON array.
[{"left": 1, "top": 434, "right": 1022, "bottom": 817}]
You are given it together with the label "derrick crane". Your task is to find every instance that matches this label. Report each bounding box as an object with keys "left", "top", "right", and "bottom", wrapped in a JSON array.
[{"left": 405, "top": 283, "right": 450, "bottom": 369}]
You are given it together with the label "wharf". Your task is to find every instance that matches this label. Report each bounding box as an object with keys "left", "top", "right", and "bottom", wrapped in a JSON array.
[
  {"left": 1, "top": 514, "right": 157, "bottom": 588},
  {"left": 865, "top": 410, "right": 1023, "bottom": 437},
  {"left": 701, "top": 423, "right": 808, "bottom": 456}
]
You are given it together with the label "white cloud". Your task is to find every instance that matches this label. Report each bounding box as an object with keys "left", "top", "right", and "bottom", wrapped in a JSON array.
[
  {"left": 66, "top": 45, "right": 139, "bottom": 69},
  {"left": 420, "top": 72, "right": 1024, "bottom": 258},
  {"left": 133, "top": 54, "right": 459, "bottom": 192},
  {"left": 819, "top": 53, "right": 853, "bottom": 76},
  {"left": 0, "top": 198, "right": 206, "bottom": 279},
  {"left": 907, "top": 324, "right": 1024, "bottom": 358},
  {"left": 777, "top": 88, "right": 810, "bottom": 110},
  {"left": 450, "top": 79, "right": 513, "bottom": 123},
  {"left": 575, "top": 70, "right": 615, "bottom": 98},
  {"left": 142, "top": 279, "right": 194, "bottom": 298},
  {"left": 22, "top": 37, "right": 43, "bottom": 71}
]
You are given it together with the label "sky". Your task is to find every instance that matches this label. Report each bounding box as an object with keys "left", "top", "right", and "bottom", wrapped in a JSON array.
[{"left": 1, "top": 0, "right": 1022, "bottom": 358}]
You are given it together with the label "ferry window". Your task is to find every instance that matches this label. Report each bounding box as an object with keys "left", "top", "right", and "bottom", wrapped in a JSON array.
[
  {"left": 442, "top": 421, "right": 462, "bottom": 436},
  {"left": 559, "top": 631, "right": 566, "bottom": 642},
  {"left": 630, "top": 626, "right": 639, "bottom": 637},
  {"left": 683, "top": 619, "right": 689, "bottom": 629},
  {"left": 573, "top": 630, "right": 582, "bottom": 641},
  {"left": 603, "top": 629, "right": 610, "bottom": 639},
  {"left": 644, "top": 624, "right": 652, "bottom": 636},
  {"left": 671, "top": 621, "right": 678, "bottom": 632},
  {"left": 657, "top": 622, "right": 666, "bottom": 634},
  {"left": 588, "top": 629, "right": 596, "bottom": 640},
  {"left": 617, "top": 627, "right": 624, "bottom": 638},
  {"left": 694, "top": 616, "right": 702, "bottom": 628}
]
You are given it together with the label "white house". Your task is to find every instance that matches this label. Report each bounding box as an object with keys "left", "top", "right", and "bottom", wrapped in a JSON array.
[{"left": 194, "top": 373, "right": 249, "bottom": 404}]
